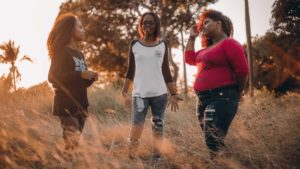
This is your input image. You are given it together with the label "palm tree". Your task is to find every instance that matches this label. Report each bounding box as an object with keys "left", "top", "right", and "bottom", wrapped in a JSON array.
[{"left": 0, "top": 40, "right": 33, "bottom": 91}]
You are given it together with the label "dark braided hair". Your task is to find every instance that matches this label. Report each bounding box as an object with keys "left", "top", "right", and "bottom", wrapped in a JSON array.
[{"left": 197, "top": 9, "right": 233, "bottom": 48}]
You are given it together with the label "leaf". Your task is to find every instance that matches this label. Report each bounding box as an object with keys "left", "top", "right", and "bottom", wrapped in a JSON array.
[
  {"left": 0, "top": 54, "right": 5, "bottom": 63},
  {"left": 0, "top": 40, "right": 19, "bottom": 64},
  {"left": 19, "top": 55, "right": 34, "bottom": 63},
  {"left": 59, "top": 0, "right": 217, "bottom": 79}
]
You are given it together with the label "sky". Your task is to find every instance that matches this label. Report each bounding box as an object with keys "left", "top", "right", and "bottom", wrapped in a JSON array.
[{"left": 0, "top": 0, "right": 275, "bottom": 88}]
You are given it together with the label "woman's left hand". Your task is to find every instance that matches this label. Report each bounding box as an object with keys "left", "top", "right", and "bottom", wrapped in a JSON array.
[{"left": 168, "top": 94, "right": 183, "bottom": 112}]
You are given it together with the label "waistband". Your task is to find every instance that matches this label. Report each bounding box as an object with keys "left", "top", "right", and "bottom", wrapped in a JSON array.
[{"left": 197, "top": 84, "right": 237, "bottom": 96}]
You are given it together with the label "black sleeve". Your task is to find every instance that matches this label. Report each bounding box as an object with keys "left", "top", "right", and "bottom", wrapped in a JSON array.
[
  {"left": 125, "top": 40, "right": 137, "bottom": 81},
  {"left": 84, "top": 79, "right": 94, "bottom": 87},
  {"left": 48, "top": 50, "right": 81, "bottom": 86},
  {"left": 162, "top": 41, "right": 173, "bottom": 83}
]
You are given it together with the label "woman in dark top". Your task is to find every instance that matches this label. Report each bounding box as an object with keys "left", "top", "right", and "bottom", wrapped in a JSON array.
[
  {"left": 184, "top": 10, "right": 249, "bottom": 158},
  {"left": 47, "top": 13, "right": 98, "bottom": 151},
  {"left": 122, "top": 12, "right": 182, "bottom": 160}
]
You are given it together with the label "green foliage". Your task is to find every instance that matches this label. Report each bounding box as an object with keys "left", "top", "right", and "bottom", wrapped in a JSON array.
[
  {"left": 247, "top": 0, "right": 300, "bottom": 92},
  {"left": 271, "top": 0, "right": 300, "bottom": 39},
  {"left": 59, "top": 0, "right": 217, "bottom": 79}
]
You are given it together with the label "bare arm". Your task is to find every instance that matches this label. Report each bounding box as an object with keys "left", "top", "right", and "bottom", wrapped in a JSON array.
[
  {"left": 122, "top": 41, "right": 136, "bottom": 108},
  {"left": 166, "top": 82, "right": 177, "bottom": 95}
]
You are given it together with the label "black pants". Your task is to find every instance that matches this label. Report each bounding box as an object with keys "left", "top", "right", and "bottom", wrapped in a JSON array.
[
  {"left": 196, "top": 85, "right": 239, "bottom": 153},
  {"left": 59, "top": 111, "right": 87, "bottom": 150}
]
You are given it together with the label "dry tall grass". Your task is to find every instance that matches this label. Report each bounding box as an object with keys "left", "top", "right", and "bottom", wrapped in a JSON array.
[{"left": 0, "top": 82, "right": 299, "bottom": 169}]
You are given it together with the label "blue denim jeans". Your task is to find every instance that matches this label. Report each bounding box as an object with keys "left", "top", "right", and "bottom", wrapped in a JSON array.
[
  {"left": 132, "top": 93, "right": 168, "bottom": 136},
  {"left": 129, "top": 93, "right": 168, "bottom": 156},
  {"left": 196, "top": 85, "right": 240, "bottom": 153}
]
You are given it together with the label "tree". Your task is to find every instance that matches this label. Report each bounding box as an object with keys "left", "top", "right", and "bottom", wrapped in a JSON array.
[
  {"left": 244, "top": 0, "right": 254, "bottom": 96},
  {"left": 244, "top": 0, "right": 300, "bottom": 93},
  {"left": 251, "top": 32, "right": 300, "bottom": 93},
  {"left": 0, "top": 40, "right": 33, "bottom": 91},
  {"left": 60, "top": 0, "right": 137, "bottom": 81},
  {"left": 270, "top": 0, "right": 300, "bottom": 62},
  {"left": 271, "top": 0, "right": 300, "bottom": 41},
  {"left": 59, "top": 0, "right": 217, "bottom": 83}
]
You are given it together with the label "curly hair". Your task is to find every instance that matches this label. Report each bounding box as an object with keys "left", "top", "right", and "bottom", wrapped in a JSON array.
[
  {"left": 197, "top": 9, "right": 233, "bottom": 48},
  {"left": 47, "top": 13, "right": 77, "bottom": 59},
  {"left": 137, "top": 12, "right": 161, "bottom": 40}
]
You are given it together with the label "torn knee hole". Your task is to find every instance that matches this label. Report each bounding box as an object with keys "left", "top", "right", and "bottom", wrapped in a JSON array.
[{"left": 152, "top": 117, "right": 163, "bottom": 127}]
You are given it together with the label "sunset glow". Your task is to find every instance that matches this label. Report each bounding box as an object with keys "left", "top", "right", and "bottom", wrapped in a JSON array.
[{"left": 0, "top": 0, "right": 274, "bottom": 87}]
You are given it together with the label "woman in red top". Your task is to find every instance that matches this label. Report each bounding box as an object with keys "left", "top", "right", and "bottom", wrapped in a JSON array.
[{"left": 184, "top": 10, "right": 249, "bottom": 158}]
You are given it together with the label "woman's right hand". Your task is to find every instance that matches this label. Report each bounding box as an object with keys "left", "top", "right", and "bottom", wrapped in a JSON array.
[
  {"left": 189, "top": 25, "right": 200, "bottom": 39},
  {"left": 168, "top": 94, "right": 183, "bottom": 112},
  {"left": 81, "top": 70, "right": 98, "bottom": 80}
]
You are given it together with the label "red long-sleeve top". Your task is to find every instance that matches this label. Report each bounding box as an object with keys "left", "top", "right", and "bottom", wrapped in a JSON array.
[{"left": 184, "top": 38, "right": 249, "bottom": 92}]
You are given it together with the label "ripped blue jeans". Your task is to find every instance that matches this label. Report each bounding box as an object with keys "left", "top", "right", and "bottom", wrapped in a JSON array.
[
  {"left": 132, "top": 93, "right": 168, "bottom": 135},
  {"left": 196, "top": 85, "right": 240, "bottom": 153},
  {"left": 129, "top": 93, "right": 168, "bottom": 154}
]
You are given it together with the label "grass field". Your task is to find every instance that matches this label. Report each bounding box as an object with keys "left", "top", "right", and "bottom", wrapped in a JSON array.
[{"left": 0, "top": 82, "right": 299, "bottom": 169}]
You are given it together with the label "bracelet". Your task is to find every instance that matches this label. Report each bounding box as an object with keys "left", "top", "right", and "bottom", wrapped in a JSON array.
[{"left": 171, "top": 93, "right": 177, "bottom": 96}]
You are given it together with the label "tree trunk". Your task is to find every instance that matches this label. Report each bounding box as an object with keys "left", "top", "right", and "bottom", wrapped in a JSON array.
[
  {"left": 168, "top": 47, "right": 179, "bottom": 83},
  {"left": 180, "top": 30, "right": 188, "bottom": 97},
  {"left": 245, "top": 0, "right": 254, "bottom": 96},
  {"left": 12, "top": 65, "right": 16, "bottom": 91}
]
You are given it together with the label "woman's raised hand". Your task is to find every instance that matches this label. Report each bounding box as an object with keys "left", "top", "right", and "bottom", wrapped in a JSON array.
[{"left": 189, "top": 25, "right": 200, "bottom": 38}]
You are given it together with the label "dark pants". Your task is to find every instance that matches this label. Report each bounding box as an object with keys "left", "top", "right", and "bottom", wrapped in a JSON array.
[
  {"left": 59, "top": 110, "right": 87, "bottom": 151},
  {"left": 196, "top": 85, "right": 239, "bottom": 153}
]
